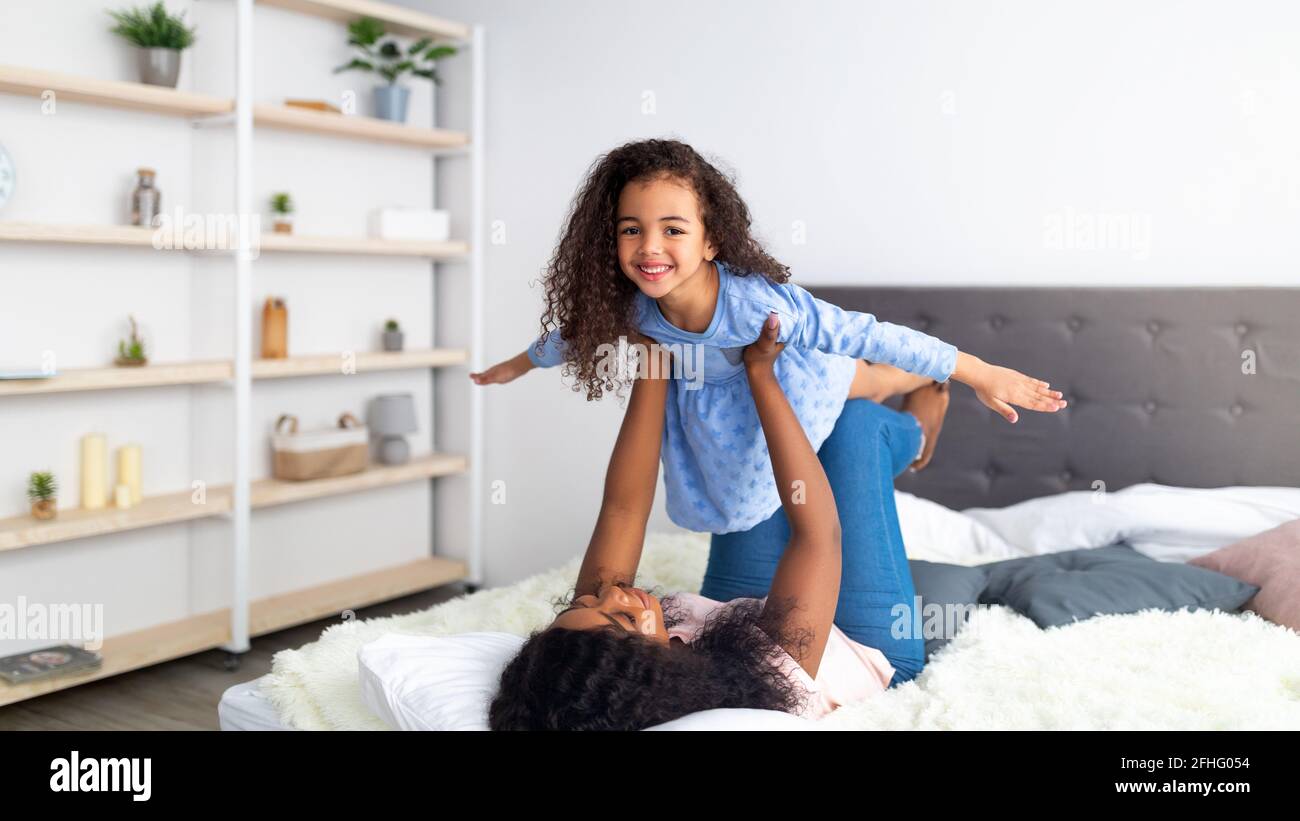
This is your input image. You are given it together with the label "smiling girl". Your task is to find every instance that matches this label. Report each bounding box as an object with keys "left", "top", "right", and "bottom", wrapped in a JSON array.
[{"left": 471, "top": 138, "right": 1065, "bottom": 536}]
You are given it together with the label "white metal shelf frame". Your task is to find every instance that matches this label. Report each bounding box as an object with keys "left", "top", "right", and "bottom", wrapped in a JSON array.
[{"left": 222, "top": 1, "right": 484, "bottom": 655}]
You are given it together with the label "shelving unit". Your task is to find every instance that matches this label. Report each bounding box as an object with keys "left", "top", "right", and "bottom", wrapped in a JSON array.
[{"left": 0, "top": 0, "right": 484, "bottom": 706}]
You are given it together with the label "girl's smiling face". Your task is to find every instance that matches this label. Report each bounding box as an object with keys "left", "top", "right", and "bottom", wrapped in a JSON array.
[{"left": 615, "top": 174, "right": 717, "bottom": 299}]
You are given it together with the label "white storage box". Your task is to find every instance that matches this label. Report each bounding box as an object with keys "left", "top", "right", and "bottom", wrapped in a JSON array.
[{"left": 368, "top": 208, "right": 450, "bottom": 241}]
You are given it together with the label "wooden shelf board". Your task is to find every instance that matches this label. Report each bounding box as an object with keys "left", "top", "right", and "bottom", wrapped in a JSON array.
[
  {"left": 0, "top": 64, "right": 232, "bottom": 117},
  {"left": 0, "top": 487, "right": 233, "bottom": 553},
  {"left": 259, "top": 231, "right": 469, "bottom": 257},
  {"left": 254, "top": 104, "right": 468, "bottom": 149},
  {"left": 252, "top": 348, "right": 467, "bottom": 379},
  {"left": 257, "top": 0, "right": 470, "bottom": 40},
  {"left": 251, "top": 452, "right": 467, "bottom": 509},
  {"left": 0, "top": 454, "right": 462, "bottom": 552},
  {"left": 0, "top": 609, "right": 233, "bottom": 707},
  {"left": 250, "top": 555, "right": 467, "bottom": 636},
  {"left": 0, "top": 350, "right": 465, "bottom": 397},
  {"left": 0, "top": 222, "right": 469, "bottom": 258},
  {"left": 0, "top": 361, "right": 233, "bottom": 396},
  {"left": 0, "top": 222, "right": 158, "bottom": 248}
]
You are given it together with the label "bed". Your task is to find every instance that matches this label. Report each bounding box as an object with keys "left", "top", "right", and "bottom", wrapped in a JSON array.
[{"left": 221, "top": 286, "right": 1300, "bottom": 730}]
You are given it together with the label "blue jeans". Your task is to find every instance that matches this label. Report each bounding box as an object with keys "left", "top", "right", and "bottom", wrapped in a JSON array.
[{"left": 699, "top": 398, "right": 926, "bottom": 686}]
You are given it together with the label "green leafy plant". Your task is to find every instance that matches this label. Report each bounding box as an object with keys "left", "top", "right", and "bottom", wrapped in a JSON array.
[
  {"left": 27, "top": 471, "right": 57, "bottom": 503},
  {"left": 384, "top": 318, "right": 400, "bottom": 332},
  {"left": 108, "top": 1, "right": 197, "bottom": 50},
  {"left": 270, "top": 192, "right": 294, "bottom": 216},
  {"left": 334, "top": 17, "right": 457, "bottom": 85},
  {"left": 117, "top": 314, "right": 147, "bottom": 362}
]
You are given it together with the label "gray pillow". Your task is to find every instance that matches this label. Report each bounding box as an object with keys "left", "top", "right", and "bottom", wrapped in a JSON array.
[
  {"left": 977, "top": 544, "right": 1260, "bottom": 629},
  {"left": 907, "top": 560, "right": 989, "bottom": 658}
]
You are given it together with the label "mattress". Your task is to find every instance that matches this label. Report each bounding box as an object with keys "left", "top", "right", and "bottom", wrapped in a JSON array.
[{"left": 218, "top": 675, "right": 297, "bottom": 731}]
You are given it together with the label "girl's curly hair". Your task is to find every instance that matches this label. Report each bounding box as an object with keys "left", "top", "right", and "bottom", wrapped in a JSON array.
[
  {"left": 488, "top": 593, "right": 811, "bottom": 731},
  {"left": 536, "top": 138, "right": 792, "bottom": 401}
]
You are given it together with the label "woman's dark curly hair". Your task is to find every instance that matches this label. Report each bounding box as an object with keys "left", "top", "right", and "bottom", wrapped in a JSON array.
[
  {"left": 535, "top": 137, "right": 792, "bottom": 401},
  {"left": 488, "top": 592, "right": 811, "bottom": 731}
]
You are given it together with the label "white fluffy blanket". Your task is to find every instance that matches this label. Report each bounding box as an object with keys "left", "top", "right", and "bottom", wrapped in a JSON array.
[{"left": 262, "top": 530, "right": 1300, "bottom": 730}]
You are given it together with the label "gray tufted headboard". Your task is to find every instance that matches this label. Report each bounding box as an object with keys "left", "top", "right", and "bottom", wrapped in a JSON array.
[{"left": 808, "top": 286, "right": 1300, "bottom": 511}]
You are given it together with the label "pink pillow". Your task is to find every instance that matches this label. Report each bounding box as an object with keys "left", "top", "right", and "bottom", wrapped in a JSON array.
[{"left": 1190, "top": 519, "right": 1300, "bottom": 632}]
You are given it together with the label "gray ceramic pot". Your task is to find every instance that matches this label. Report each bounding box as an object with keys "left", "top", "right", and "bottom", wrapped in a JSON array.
[
  {"left": 138, "top": 48, "right": 181, "bottom": 88},
  {"left": 374, "top": 85, "right": 411, "bottom": 123},
  {"left": 382, "top": 330, "right": 404, "bottom": 351}
]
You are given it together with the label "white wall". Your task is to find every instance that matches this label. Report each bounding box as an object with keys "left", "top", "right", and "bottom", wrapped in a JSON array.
[
  {"left": 405, "top": 0, "right": 1300, "bottom": 587},
  {"left": 3, "top": 1, "right": 1297, "bottom": 641}
]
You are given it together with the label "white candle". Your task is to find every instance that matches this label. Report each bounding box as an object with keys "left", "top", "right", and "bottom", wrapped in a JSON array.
[
  {"left": 114, "top": 483, "right": 132, "bottom": 509},
  {"left": 81, "top": 433, "right": 107, "bottom": 510},
  {"left": 117, "top": 444, "right": 142, "bottom": 504}
]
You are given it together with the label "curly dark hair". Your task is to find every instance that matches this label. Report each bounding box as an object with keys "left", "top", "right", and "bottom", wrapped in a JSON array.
[
  {"left": 535, "top": 137, "right": 792, "bottom": 401},
  {"left": 488, "top": 592, "right": 811, "bottom": 731}
]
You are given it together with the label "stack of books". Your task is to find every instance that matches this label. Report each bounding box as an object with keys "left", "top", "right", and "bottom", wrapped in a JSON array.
[{"left": 0, "top": 646, "right": 103, "bottom": 685}]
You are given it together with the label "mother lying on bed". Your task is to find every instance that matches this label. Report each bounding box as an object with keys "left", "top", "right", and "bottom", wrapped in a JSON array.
[{"left": 489, "top": 314, "right": 951, "bottom": 730}]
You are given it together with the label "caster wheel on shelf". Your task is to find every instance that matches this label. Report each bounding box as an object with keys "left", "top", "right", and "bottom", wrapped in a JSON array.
[{"left": 223, "top": 651, "right": 244, "bottom": 672}]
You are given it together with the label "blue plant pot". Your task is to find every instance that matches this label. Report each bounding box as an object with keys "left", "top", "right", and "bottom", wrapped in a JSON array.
[{"left": 373, "top": 85, "right": 411, "bottom": 123}]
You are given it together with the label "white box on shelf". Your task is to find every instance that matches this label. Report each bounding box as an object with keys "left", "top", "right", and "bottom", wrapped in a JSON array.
[{"left": 369, "top": 208, "right": 450, "bottom": 241}]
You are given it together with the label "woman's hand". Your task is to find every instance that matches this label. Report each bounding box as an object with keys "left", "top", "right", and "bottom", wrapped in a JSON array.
[
  {"left": 469, "top": 351, "right": 534, "bottom": 386},
  {"left": 743, "top": 312, "right": 785, "bottom": 370},
  {"left": 955, "top": 353, "right": 1066, "bottom": 423}
]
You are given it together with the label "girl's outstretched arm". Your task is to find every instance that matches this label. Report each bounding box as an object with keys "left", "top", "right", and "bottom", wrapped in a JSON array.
[
  {"left": 572, "top": 337, "right": 671, "bottom": 598},
  {"left": 777, "top": 284, "right": 1066, "bottom": 422},
  {"left": 745, "top": 313, "right": 840, "bottom": 680}
]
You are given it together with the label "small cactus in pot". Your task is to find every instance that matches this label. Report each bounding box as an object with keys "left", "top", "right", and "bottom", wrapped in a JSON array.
[
  {"left": 28, "top": 471, "right": 58, "bottom": 520},
  {"left": 382, "top": 318, "right": 404, "bottom": 351}
]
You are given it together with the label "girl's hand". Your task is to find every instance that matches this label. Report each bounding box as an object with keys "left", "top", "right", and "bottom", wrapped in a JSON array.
[
  {"left": 743, "top": 312, "right": 785, "bottom": 370},
  {"left": 970, "top": 362, "right": 1066, "bottom": 423},
  {"left": 469, "top": 351, "right": 534, "bottom": 385}
]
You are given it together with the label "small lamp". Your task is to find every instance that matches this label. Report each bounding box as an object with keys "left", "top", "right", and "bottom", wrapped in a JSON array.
[{"left": 369, "top": 393, "right": 418, "bottom": 465}]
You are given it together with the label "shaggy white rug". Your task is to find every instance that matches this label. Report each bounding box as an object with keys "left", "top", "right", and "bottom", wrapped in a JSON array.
[{"left": 261, "top": 531, "right": 1300, "bottom": 730}]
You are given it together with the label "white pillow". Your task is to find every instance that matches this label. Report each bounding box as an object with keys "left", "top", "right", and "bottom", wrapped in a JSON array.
[
  {"left": 894, "top": 491, "right": 1018, "bottom": 565},
  {"left": 357, "top": 632, "right": 817, "bottom": 731},
  {"left": 359, "top": 632, "right": 523, "bottom": 731},
  {"left": 963, "top": 484, "right": 1300, "bottom": 563}
]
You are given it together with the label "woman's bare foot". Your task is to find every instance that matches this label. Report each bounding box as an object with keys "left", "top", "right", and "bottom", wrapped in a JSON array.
[{"left": 901, "top": 381, "right": 950, "bottom": 471}]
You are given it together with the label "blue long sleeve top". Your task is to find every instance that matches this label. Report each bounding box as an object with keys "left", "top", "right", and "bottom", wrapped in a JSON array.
[{"left": 528, "top": 259, "right": 959, "bottom": 534}]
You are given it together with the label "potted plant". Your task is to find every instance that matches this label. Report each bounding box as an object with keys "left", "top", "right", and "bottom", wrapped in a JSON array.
[
  {"left": 108, "top": 1, "right": 198, "bottom": 88},
  {"left": 115, "top": 314, "right": 148, "bottom": 366},
  {"left": 334, "top": 17, "right": 458, "bottom": 123},
  {"left": 270, "top": 192, "right": 294, "bottom": 234},
  {"left": 28, "top": 471, "right": 57, "bottom": 520},
  {"left": 382, "top": 318, "right": 404, "bottom": 351}
]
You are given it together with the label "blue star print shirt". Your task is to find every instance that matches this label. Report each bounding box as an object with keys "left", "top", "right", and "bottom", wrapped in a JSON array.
[{"left": 528, "top": 260, "right": 959, "bottom": 534}]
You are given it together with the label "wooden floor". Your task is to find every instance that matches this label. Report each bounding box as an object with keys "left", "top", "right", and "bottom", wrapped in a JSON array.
[{"left": 0, "top": 583, "right": 468, "bottom": 730}]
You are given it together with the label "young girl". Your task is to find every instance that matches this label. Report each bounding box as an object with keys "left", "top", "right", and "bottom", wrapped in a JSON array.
[
  {"left": 489, "top": 317, "right": 925, "bottom": 729},
  {"left": 471, "top": 138, "right": 1065, "bottom": 536}
]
